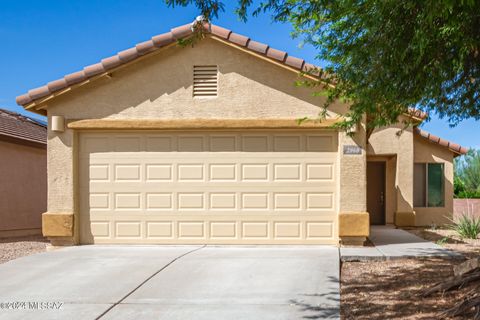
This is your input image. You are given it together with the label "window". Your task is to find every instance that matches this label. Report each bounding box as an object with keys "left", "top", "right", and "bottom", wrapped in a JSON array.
[
  {"left": 413, "top": 163, "right": 444, "bottom": 207},
  {"left": 193, "top": 65, "right": 218, "bottom": 98}
]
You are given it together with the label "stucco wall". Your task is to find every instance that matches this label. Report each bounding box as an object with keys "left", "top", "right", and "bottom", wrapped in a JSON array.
[
  {"left": 413, "top": 134, "right": 454, "bottom": 226},
  {"left": 47, "top": 38, "right": 349, "bottom": 120},
  {"left": 44, "top": 37, "right": 355, "bottom": 231},
  {"left": 454, "top": 199, "right": 480, "bottom": 219},
  {"left": 0, "top": 139, "right": 46, "bottom": 234},
  {"left": 367, "top": 122, "right": 414, "bottom": 216},
  {"left": 339, "top": 127, "right": 367, "bottom": 213}
]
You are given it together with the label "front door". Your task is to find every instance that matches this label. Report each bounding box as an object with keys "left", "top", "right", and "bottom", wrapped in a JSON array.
[{"left": 367, "top": 161, "right": 386, "bottom": 225}]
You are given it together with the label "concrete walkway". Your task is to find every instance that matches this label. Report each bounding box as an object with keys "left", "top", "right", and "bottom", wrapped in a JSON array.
[
  {"left": 0, "top": 245, "right": 339, "bottom": 320},
  {"left": 341, "top": 226, "right": 463, "bottom": 261}
]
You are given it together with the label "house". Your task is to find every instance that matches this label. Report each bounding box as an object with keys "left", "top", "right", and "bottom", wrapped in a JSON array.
[
  {"left": 0, "top": 109, "right": 47, "bottom": 237},
  {"left": 16, "top": 21, "right": 467, "bottom": 246}
]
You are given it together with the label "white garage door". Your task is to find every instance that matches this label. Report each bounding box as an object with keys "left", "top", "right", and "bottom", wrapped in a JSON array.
[{"left": 79, "top": 131, "right": 338, "bottom": 244}]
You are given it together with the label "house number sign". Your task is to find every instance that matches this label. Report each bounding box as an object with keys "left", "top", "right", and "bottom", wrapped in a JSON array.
[{"left": 343, "top": 145, "right": 362, "bottom": 155}]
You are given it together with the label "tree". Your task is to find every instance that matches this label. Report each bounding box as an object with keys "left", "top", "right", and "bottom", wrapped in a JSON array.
[
  {"left": 455, "top": 149, "right": 480, "bottom": 198},
  {"left": 165, "top": 0, "right": 480, "bottom": 134}
]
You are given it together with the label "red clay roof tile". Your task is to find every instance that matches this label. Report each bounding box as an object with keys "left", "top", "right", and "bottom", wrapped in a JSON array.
[
  {"left": 228, "top": 32, "right": 250, "bottom": 47},
  {"left": 247, "top": 40, "right": 269, "bottom": 54},
  {"left": 101, "top": 55, "right": 122, "bottom": 70},
  {"left": 16, "top": 94, "right": 32, "bottom": 105},
  {"left": 407, "top": 108, "right": 428, "bottom": 120},
  {"left": 118, "top": 47, "right": 139, "bottom": 62},
  {"left": 414, "top": 127, "right": 468, "bottom": 155},
  {"left": 428, "top": 134, "right": 440, "bottom": 143},
  {"left": 64, "top": 71, "right": 86, "bottom": 85},
  {"left": 211, "top": 25, "right": 231, "bottom": 39},
  {"left": 438, "top": 138, "right": 449, "bottom": 147},
  {"left": 266, "top": 48, "right": 287, "bottom": 62},
  {"left": 171, "top": 24, "right": 192, "bottom": 39},
  {"left": 83, "top": 63, "right": 105, "bottom": 77},
  {"left": 47, "top": 78, "right": 68, "bottom": 91},
  {"left": 302, "top": 63, "right": 320, "bottom": 76},
  {"left": 28, "top": 86, "right": 50, "bottom": 100},
  {"left": 449, "top": 142, "right": 461, "bottom": 151},
  {"left": 15, "top": 20, "right": 326, "bottom": 107},
  {"left": 152, "top": 32, "right": 174, "bottom": 47},
  {"left": 285, "top": 56, "right": 305, "bottom": 69},
  {"left": 136, "top": 40, "right": 155, "bottom": 54}
]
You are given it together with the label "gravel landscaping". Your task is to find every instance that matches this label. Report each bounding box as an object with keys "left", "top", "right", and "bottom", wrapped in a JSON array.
[
  {"left": 341, "top": 258, "right": 476, "bottom": 319},
  {"left": 341, "top": 228, "right": 480, "bottom": 319},
  {"left": 0, "top": 236, "right": 48, "bottom": 264}
]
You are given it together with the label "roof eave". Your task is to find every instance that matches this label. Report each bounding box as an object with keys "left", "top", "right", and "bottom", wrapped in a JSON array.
[
  {"left": 414, "top": 127, "right": 468, "bottom": 156},
  {"left": 17, "top": 22, "right": 325, "bottom": 112}
]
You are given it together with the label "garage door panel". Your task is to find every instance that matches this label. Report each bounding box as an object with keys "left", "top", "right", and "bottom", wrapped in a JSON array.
[
  {"left": 84, "top": 218, "right": 337, "bottom": 244},
  {"left": 80, "top": 131, "right": 338, "bottom": 244},
  {"left": 86, "top": 190, "right": 335, "bottom": 212},
  {"left": 80, "top": 133, "right": 337, "bottom": 154}
]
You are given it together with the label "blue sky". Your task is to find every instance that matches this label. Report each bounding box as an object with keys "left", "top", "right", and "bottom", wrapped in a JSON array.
[{"left": 1, "top": 0, "right": 478, "bottom": 149}]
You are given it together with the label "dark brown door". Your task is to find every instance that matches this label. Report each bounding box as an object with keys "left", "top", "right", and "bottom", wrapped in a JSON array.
[{"left": 367, "top": 161, "right": 386, "bottom": 225}]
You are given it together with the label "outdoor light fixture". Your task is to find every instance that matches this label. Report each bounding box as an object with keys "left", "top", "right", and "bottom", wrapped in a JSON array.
[{"left": 51, "top": 115, "right": 65, "bottom": 132}]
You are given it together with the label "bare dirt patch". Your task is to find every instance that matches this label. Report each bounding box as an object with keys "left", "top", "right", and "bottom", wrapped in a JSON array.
[
  {"left": 341, "top": 258, "right": 477, "bottom": 319},
  {"left": 0, "top": 236, "right": 48, "bottom": 264}
]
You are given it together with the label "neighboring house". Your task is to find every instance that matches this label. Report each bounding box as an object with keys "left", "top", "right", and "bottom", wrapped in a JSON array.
[
  {"left": 16, "top": 21, "right": 467, "bottom": 246},
  {"left": 0, "top": 109, "right": 47, "bottom": 237}
]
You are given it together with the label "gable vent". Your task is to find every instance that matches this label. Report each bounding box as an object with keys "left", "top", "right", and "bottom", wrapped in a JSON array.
[{"left": 193, "top": 65, "right": 218, "bottom": 98}]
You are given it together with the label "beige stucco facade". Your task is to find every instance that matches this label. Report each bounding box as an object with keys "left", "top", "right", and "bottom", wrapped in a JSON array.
[
  {"left": 0, "top": 139, "right": 46, "bottom": 237},
  {"left": 26, "top": 36, "right": 457, "bottom": 245},
  {"left": 413, "top": 134, "right": 454, "bottom": 226},
  {"left": 368, "top": 121, "right": 415, "bottom": 224},
  {"left": 367, "top": 122, "right": 456, "bottom": 227}
]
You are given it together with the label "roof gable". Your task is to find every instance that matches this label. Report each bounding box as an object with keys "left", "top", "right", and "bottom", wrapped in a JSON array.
[
  {"left": 414, "top": 127, "right": 468, "bottom": 155},
  {"left": 16, "top": 21, "right": 320, "bottom": 113}
]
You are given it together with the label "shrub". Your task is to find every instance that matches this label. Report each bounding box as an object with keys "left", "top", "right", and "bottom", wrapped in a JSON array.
[
  {"left": 450, "top": 214, "right": 480, "bottom": 239},
  {"left": 454, "top": 149, "right": 480, "bottom": 198}
]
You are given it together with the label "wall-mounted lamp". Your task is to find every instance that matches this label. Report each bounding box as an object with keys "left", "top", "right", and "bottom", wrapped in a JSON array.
[{"left": 51, "top": 116, "right": 65, "bottom": 132}]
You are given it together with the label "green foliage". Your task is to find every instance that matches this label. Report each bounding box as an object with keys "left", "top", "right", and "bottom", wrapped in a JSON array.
[
  {"left": 435, "top": 236, "right": 449, "bottom": 246},
  {"left": 454, "top": 149, "right": 480, "bottom": 198},
  {"left": 164, "top": 0, "right": 226, "bottom": 20},
  {"left": 449, "top": 214, "right": 480, "bottom": 239},
  {"left": 165, "top": 0, "right": 480, "bottom": 132}
]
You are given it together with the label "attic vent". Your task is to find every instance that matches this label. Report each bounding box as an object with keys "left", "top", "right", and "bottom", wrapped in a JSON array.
[{"left": 193, "top": 65, "right": 218, "bottom": 98}]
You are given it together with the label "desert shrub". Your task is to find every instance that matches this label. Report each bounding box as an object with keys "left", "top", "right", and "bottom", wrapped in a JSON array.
[{"left": 450, "top": 214, "right": 480, "bottom": 239}]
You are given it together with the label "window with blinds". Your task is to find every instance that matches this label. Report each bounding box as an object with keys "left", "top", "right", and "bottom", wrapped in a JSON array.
[{"left": 193, "top": 65, "right": 218, "bottom": 98}]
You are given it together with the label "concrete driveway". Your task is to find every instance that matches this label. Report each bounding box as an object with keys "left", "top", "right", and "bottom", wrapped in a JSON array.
[{"left": 0, "top": 245, "right": 339, "bottom": 320}]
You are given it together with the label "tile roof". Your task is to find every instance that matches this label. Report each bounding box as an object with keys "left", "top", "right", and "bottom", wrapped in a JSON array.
[
  {"left": 16, "top": 21, "right": 321, "bottom": 108},
  {"left": 407, "top": 108, "right": 428, "bottom": 120},
  {"left": 414, "top": 127, "right": 468, "bottom": 155},
  {"left": 0, "top": 109, "right": 47, "bottom": 145}
]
